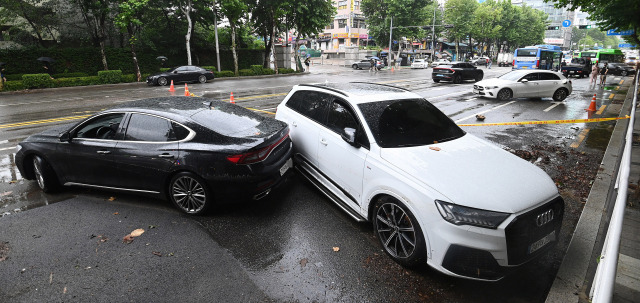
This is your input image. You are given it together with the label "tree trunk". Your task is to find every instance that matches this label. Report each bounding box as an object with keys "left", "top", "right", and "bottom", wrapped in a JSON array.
[
  {"left": 127, "top": 26, "right": 141, "bottom": 82},
  {"left": 271, "top": 10, "right": 278, "bottom": 74},
  {"left": 98, "top": 15, "right": 108, "bottom": 70},
  {"left": 231, "top": 22, "right": 239, "bottom": 76},
  {"left": 182, "top": 0, "right": 193, "bottom": 65}
]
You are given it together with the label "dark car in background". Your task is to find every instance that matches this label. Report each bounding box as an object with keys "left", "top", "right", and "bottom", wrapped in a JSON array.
[
  {"left": 147, "top": 65, "right": 215, "bottom": 86},
  {"left": 351, "top": 59, "right": 384, "bottom": 70},
  {"left": 15, "top": 97, "right": 293, "bottom": 215},
  {"left": 432, "top": 62, "right": 484, "bottom": 84},
  {"left": 600, "top": 62, "right": 635, "bottom": 77}
]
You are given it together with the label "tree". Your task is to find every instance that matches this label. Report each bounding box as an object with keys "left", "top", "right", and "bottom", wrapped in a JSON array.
[
  {"left": 472, "top": 0, "right": 502, "bottom": 56},
  {"left": 72, "top": 0, "right": 116, "bottom": 70},
  {"left": 115, "top": 0, "right": 150, "bottom": 81},
  {"left": 282, "top": 0, "right": 334, "bottom": 71},
  {"left": 547, "top": 0, "right": 640, "bottom": 47},
  {"left": 248, "top": 0, "right": 286, "bottom": 70},
  {"left": 219, "top": 0, "right": 248, "bottom": 76},
  {"left": 444, "top": 0, "right": 477, "bottom": 59},
  {"left": 0, "top": 0, "right": 61, "bottom": 47}
]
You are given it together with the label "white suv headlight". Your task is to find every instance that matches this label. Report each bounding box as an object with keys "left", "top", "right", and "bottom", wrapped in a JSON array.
[{"left": 435, "top": 200, "right": 510, "bottom": 229}]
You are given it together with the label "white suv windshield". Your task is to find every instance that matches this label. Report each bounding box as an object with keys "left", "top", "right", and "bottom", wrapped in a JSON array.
[{"left": 358, "top": 99, "right": 465, "bottom": 148}]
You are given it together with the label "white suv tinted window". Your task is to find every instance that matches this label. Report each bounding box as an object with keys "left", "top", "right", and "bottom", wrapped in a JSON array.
[{"left": 285, "top": 90, "right": 330, "bottom": 122}]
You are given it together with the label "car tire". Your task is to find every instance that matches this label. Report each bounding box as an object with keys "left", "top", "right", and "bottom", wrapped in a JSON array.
[
  {"left": 433, "top": 79, "right": 440, "bottom": 83},
  {"left": 169, "top": 172, "right": 212, "bottom": 215},
  {"left": 198, "top": 75, "right": 207, "bottom": 83},
  {"left": 352, "top": 64, "right": 359, "bottom": 70},
  {"left": 453, "top": 75, "right": 463, "bottom": 84},
  {"left": 621, "top": 70, "right": 628, "bottom": 77},
  {"left": 32, "top": 155, "right": 59, "bottom": 193},
  {"left": 552, "top": 88, "right": 569, "bottom": 101},
  {"left": 497, "top": 88, "right": 512, "bottom": 101},
  {"left": 373, "top": 196, "right": 426, "bottom": 267},
  {"left": 157, "top": 77, "right": 168, "bottom": 86}
]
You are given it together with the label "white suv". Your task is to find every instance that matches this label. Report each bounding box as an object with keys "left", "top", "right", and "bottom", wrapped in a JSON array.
[{"left": 275, "top": 83, "right": 564, "bottom": 281}]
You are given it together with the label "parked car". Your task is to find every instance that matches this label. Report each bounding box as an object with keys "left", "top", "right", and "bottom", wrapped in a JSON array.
[
  {"left": 15, "top": 97, "right": 293, "bottom": 215},
  {"left": 473, "top": 70, "right": 572, "bottom": 101},
  {"left": 599, "top": 62, "right": 635, "bottom": 76},
  {"left": 147, "top": 65, "right": 215, "bottom": 86},
  {"left": 430, "top": 59, "right": 451, "bottom": 67},
  {"left": 561, "top": 58, "right": 591, "bottom": 78},
  {"left": 432, "top": 62, "right": 484, "bottom": 84},
  {"left": 275, "top": 82, "right": 564, "bottom": 281},
  {"left": 470, "top": 56, "right": 491, "bottom": 66},
  {"left": 411, "top": 59, "right": 428, "bottom": 69},
  {"left": 625, "top": 57, "right": 637, "bottom": 66},
  {"left": 351, "top": 59, "right": 384, "bottom": 70}
]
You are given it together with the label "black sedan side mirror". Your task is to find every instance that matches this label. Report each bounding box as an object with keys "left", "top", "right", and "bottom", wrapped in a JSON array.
[
  {"left": 341, "top": 127, "right": 358, "bottom": 147},
  {"left": 59, "top": 131, "right": 71, "bottom": 142}
]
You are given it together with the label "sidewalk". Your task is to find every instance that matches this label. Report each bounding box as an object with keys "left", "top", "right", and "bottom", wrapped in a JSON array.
[{"left": 546, "top": 75, "right": 640, "bottom": 303}]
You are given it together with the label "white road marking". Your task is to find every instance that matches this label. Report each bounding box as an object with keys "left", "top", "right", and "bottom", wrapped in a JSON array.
[
  {"left": 0, "top": 146, "right": 16, "bottom": 151},
  {"left": 454, "top": 101, "right": 517, "bottom": 123},
  {"left": 543, "top": 102, "right": 563, "bottom": 112}
]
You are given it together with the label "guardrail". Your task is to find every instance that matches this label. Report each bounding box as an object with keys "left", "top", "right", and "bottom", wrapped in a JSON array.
[{"left": 590, "top": 70, "right": 640, "bottom": 302}]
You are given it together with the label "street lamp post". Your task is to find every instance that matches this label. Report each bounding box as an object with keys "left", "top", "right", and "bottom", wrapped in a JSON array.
[
  {"left": 388, "top": 17, "right": 393, "bottom": 68},
  {"left": 431, "top": 4, "right": 436, "bottom": 62}
]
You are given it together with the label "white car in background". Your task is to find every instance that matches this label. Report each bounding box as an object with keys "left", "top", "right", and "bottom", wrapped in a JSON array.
[
  {"left": 430, "top": 59, "right": 451, "bottom": 67},
  {"left": 275, "top": 82, "right": 564, "bottom": 281},
  {"left": 473, "top": 70, "right": 572, "bottom": 101},
  {"left": 411, "top": 59, "right": 428, "bottom": 69}
]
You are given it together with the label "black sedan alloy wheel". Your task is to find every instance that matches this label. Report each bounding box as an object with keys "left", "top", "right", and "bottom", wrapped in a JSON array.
[{"left": 169, "top": 172, "right": 210, "bottom": 215}]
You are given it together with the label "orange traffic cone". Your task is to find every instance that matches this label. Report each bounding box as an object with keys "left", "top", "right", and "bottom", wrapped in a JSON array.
[
  {"left": 230, "top": 92, "right": 235, "bottom": 104},
  {"left": 169, "top": 80, "right": 175, "bottom": 92},
  {"left": 587, "top": 93, "right": 597, "bottom": 111},
  {"left": 184, "top": 83, "right": 190, "bottom": 96}
]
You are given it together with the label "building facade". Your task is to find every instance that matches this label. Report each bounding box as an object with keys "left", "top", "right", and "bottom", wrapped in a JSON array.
[{"left": 317, "top": 0, "right": 371, "bottom": 53}]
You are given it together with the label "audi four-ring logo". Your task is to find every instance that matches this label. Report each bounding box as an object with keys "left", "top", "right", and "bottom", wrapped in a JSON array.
[{"left": 536, "top": 209, "right": 554, "bottom": 226}]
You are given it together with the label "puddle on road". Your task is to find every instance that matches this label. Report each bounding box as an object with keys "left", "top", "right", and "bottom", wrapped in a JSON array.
[{"left": 585, "top": 123, "right": 614, "bottom": 151}]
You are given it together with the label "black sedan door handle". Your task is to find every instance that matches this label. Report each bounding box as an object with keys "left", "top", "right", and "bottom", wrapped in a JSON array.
[
  {"left": 96, "top": 150, "right": 111, "bottom": 154},
  {"left": 158, "top": 154, "right": 174, "bottom": 158}
]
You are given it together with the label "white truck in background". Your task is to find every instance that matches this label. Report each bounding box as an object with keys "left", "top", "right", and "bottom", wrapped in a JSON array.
[{"left": 497, "top": 52, "right": 514, "bottom": 67}]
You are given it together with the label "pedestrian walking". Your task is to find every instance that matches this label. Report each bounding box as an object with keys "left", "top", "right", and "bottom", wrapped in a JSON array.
[
  {"left": 304, "top": 55, "right": 310, "bottom": 72},
  {"left": 369, "top": 58, "right": 375, "bottom": 72},
  {"left": 599, "top": 62, "right": 609, "bottom": 86},
  {"left": 0, "top": 67, "right": 5, "bottom": 90},
  {"left": 590, "top": 62, "right": 599, "bottom": 88},
  {"left": 487, "top": 58, "right": 492, "bottom": 69}
]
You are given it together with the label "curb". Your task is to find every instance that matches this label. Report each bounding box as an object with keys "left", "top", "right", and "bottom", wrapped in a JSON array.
[{"left": 545, "top": 80, "right": 635, "bottom": 302}]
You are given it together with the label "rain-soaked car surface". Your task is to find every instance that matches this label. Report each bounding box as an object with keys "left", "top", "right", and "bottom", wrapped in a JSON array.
[
  {"left": 15, "top": 96, "right": 293, "bottom": 215},
  {"left": 275, "top": 82, "right": 564, "bottom": 281}
]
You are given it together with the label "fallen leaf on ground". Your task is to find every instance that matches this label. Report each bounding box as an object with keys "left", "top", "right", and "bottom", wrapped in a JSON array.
[
  {"left": 113, "top": 212, "right": 119, "bottom": 215},
  {"left": 429, "top": 147, "right": 441, "bottom": 151},
  {"left": 0, "top": 191, "right": 13, "bottom": 197},
  {"left": 130, "top": 229, "right": 144, "bottom": 237},
  {"left": 108, "top": 197, "right": 116, "bottom": 201},
  {"left": 332, "top": 247, "right": 340, "bottom": 252},
  {"left": 152, "top": 251, "right": 162, "bottom": 257},
  {"left": 300, "top": 258, "right": 308, "bottom": 267},
  {"left": 122, "top": 235, "right": 134, "bottom": 244}
]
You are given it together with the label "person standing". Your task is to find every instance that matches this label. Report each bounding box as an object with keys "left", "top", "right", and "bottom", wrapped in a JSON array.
[
  {"left": 590, "top": 62, "right": 599, "bottom": 88},
  {"left": 0, "top": 67, "right": 6, "bottom": 90},
  {"left": 487, "top": 58, "right": 492, "bottom": 69},
  {"left": 599, "top": 62, "right": 609, "bottom": 86},
  {"left": 304, "top": 55, "right": 310, "bottom": 72}
]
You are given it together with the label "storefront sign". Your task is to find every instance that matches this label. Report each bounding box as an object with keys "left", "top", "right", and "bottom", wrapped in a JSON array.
[{"left": 333, "top": 33, "right": 348, "bottom": 38}]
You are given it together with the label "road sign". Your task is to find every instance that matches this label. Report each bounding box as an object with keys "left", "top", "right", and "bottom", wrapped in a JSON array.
[
  {"left": 607, "top": 29, "right": 635, "bottom": 36},
  {"left": 562, "top": 20, "right": 571, "bottom": 27},
  {"left": 619, "top": 43, "right": 638, "bottom": 48}
]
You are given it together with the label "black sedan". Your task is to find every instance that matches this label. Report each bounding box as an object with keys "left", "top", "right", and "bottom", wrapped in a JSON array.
[
  {"left": 432, "top": 62, "right": 484, "bottom": 84},
  {"left": 15, "top": 97, "right": 293, "bottom": 215},
  {"left": 147, "top": 65, "right": 215, "bottom": 86}
]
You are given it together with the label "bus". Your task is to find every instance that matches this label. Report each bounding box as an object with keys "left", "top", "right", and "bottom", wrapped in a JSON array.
[
  {"left": 513, "top": 45, "right": 563, "bottom": 70},
  {"left": 578, "top": 49, "right": 624, "bottom": 65}
]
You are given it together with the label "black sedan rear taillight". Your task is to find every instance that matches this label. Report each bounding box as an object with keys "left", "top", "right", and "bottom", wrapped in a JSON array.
[{"left": 227, "top": 131, "right": 290, "bottom": 164}]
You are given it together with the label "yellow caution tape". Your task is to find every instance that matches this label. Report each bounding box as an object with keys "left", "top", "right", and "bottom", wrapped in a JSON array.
[{"left": 458, "top": 115, "right": 630, "bottom": 127}]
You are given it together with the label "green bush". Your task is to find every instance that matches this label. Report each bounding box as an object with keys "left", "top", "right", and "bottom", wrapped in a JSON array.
[
  {"left": 159, "top": 68, "right": 171, "bottom": 72},
  {"left": 55, "top": 76, "right": 101, "bottom": 87},
  {"left": 261, "top": 68, "right": 275, "bottom": 75},
  {"left": 215, "top": 70, "right": 236, "bottom": 78},
  {"left": 278, "top": 68, "right": 296, "bottom": 74},
  {"left": 201, "top": 66, "right": 216, "bottom": 71},
  {"left": 239, "top": 69, "right": 255, "bottom": 76},
  {"left": 5, "top": 74, "right": 24, "bottom": 81},
  {"left": 52, "top": 72, "right": 89, "bottom": 78},
  {"left": 22, "top": 74, "right": 53, "bottom": 89},
  {"left": 98, "top": 70, "right": 122, "bottom": 84},
  {"left": 1, "top": 80, "right": 24, "bottom": 91},
  {"left": 250, "top": 65, "right": 263, "bottom": 75}
]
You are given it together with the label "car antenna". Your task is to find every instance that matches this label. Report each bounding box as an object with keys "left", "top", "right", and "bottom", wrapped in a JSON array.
[{"left": 202, "top": 100, "right": 214, "bottom": 109}]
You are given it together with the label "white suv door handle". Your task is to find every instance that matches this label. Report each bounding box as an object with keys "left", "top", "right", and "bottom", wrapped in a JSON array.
[
  {"left": 292, "top": 121, "right": 298, "bottom": 127},
  {"left": 320, "top": 138, "right": 328, "bottom": 146}
]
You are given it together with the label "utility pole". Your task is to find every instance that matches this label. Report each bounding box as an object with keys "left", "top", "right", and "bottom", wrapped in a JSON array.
[
  {"left": 431, "top": 5, "right": 436, "bottom": 63},
  {"left": 388, "top": 17, "right": 393, "bottom": 67}
]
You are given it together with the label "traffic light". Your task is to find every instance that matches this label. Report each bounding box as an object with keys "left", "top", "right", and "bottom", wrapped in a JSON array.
[
  {"left": 578, "top": 25, "right": 592, "bottom": 29},
  {"left": 547, "top": 26, "right": 560, "bottom": 30}
]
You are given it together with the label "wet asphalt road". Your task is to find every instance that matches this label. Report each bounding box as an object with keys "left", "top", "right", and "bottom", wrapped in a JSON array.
[{"left": 0, "top": 65, "right": 634, "bottom": 302}]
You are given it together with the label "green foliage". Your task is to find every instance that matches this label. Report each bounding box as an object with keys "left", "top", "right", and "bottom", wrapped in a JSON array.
[
  {"left": 98, "top": 70, "right": 123, "bottom": 84},
  {"left": 215, "top": 71, "right": 236, "bottom": 78},
  {"left": 21, "top": 74, "right": 53, "bottom": 89},
  {"left": 5, "top": 74, "right": 24, "bottom": 81},
  {"left": 1, "top": 80, "right": 25, "bottom": 91},
  {"left": 51, "top": 72, "right": 89, "bottom": 78},
  {"left": 201, "top": 66, "right": 216, "bottom": 71},
  {"left": 238, "top": 69, "right": 255, "bottom": 76},
  {"left": 261, "top": 68, "right": 275, "bottom": 75},
  {"left": 278, "top": 68, "right": 296, "bottom": 74},
  {"left": 54, "top": 76, "right": 102, "bottom": 88},
  {"left": 361, "top": 0, "right": 431, "bottom": 47},
  {"left": 250, "top": 65, "right": 263, "bottom": 75}
]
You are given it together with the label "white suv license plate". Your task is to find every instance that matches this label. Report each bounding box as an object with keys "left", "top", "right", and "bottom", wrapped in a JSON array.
[
  {"left": 528, "top": 230, "right": 556, "bottom": 254},
  {"left": 280, "top": 158, "right": 293, "bottom": 176}
]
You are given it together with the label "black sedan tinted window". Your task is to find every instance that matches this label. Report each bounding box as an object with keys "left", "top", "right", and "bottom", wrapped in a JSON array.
[
  {"left": 358, "top": 99, "right": 465, "bottom": 148},
  {"left": 124, "top": 114, "right": 173, "bottom": 142},
  {"left": 75, "top": 113, "right": 125, "bottom": 140}
]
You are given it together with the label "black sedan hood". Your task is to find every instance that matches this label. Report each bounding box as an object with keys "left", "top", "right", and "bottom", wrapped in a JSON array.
[{"left": 22, "top": 123, "right": 74, "bottom": 143}]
